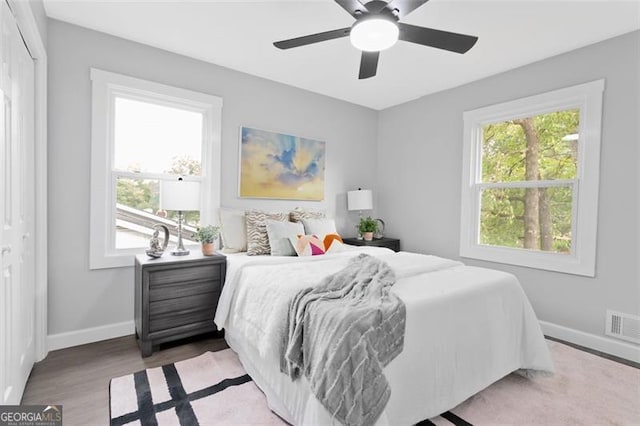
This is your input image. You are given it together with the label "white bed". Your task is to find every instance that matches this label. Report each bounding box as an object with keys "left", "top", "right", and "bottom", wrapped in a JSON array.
[{"left": 214, "top": 246, "right": 553, "bottom": 425}]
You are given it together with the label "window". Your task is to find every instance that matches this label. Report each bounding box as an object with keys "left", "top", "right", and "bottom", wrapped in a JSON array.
[
  {"left": 90, "top": 69, "right": 222, "bottom": 269},
  {"left": 460, "top": 80, "right": 604, "bottom": 276}
]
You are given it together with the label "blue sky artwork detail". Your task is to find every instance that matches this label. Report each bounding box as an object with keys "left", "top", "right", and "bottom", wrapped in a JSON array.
[{"left": 239, "top": 127, "right": 325, "bottom": 200}]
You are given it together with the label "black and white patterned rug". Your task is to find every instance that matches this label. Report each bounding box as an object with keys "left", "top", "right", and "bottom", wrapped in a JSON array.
[
  {"left": 110, "top": 349, "right": 283, "bottom": 425},
  {"left": 109, "top": 349, "right": 471, "bottom": 425}
]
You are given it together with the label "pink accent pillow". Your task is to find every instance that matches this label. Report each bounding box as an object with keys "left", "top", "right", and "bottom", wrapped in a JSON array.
[{"left": 289, "top": 235, "right": 326, "bottom": 256}]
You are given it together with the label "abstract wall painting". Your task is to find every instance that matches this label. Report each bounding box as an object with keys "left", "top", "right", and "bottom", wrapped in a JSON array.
[{"left": 239, "top": 127, "right": 326, "bottom": 200}]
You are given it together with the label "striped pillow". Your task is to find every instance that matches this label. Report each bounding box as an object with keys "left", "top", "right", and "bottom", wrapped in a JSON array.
[
  {"left": 245, "top": 210, "right": 289, "bottom": 256},
  {"left": 289, "top": 207, "right": 326, "bottom": 223}
]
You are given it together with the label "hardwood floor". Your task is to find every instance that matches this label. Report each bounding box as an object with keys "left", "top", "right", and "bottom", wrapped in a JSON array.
[{"left": 21, "top": 333, "right": 228, "bottom": 426}]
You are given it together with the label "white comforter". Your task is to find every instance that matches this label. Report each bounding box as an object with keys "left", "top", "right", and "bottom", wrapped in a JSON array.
[{"left": 214, "top": 246, "right": 553, "bottom": 425}]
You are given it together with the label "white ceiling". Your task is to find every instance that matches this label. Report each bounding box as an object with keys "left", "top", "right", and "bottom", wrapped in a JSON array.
[{"left": 43, "top": 0, "right": 640, "bottom": 110}]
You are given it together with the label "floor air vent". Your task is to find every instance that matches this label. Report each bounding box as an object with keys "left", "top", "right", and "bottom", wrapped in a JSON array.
[{"left": 606, "top": 310, "right": 640, "bottom": 344}]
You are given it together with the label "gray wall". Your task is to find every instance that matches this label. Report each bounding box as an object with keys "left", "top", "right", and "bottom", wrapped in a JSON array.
[
  {"left": 377, "top": 31, "right": 639, "bottom": 338},
  {"left": 48, "top": 20, "right": 378, "bottom": 335}
]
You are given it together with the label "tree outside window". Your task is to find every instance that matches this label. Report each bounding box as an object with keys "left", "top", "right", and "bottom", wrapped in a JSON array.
[{"left": 480, "top": 109, "right": 578, "bottom": 254}]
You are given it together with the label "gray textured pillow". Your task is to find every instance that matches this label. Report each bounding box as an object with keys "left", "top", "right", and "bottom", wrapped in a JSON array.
[
  {"left": 266, "top": 220, "right": 304, "bottom": 256},
  {"left": 289, "top": 207, "right": 326, "bottom": 223},
  {"left": 245, "top": 210, "right": 289, "bottom": 256},
  {"left": 302, "top": 218, "right": 337, "bottom": 237}
]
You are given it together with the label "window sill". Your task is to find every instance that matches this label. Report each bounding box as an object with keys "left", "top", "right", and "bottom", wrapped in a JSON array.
[
  {"left": 90, "top": 253, "right": 134, "bottom": 270},
  {"left": 460, "top": 244, "right": 595, "bottom": 277}
]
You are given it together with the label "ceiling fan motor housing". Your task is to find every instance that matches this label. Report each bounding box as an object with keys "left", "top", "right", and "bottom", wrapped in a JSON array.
[{"left": 360, "top": 0, "right": 396, "bottom": 15}]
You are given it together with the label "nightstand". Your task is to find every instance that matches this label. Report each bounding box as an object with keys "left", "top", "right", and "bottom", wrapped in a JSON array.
[
  {"left": 134, "top": 252, "right": 226, "bottom": 357},
  {"left": 343, "top": 237, "right": 401, "bottom": 252}
]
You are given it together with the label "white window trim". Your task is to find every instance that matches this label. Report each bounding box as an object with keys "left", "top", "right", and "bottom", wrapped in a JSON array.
[
  {"left": 89, "top": 68, "right": 222, "bottom": 269},
  {"left": 460, "top": 80, "right": 604, "bottom": 277}
]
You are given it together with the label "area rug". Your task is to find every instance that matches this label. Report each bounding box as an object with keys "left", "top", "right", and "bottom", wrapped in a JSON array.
[
  {"left": 110, "top": 348, "right": 285, "bottom": 426},
  {"left": 110, "top": 340, "right": 640, "bottom": 425}
]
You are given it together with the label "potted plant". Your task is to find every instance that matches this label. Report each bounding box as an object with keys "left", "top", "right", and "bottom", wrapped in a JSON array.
[
  {"left": 358, "top": 216, "right": 378, "bottom": 241},
  {"left": 195, "top": 225, "right": 220, "bottom": 256}
]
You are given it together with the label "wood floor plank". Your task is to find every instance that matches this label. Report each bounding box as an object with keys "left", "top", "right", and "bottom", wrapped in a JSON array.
[{"left": 21, "top": 333, "right": 228, "bottom": 425}]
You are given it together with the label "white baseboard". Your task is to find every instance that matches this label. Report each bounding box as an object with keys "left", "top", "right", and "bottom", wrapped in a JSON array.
[
  {"left": 540, "top": 320, "right": 640, "bottom": 363},
  {"left": 47, "top": 321, "right": 135, "bottom": 352}
]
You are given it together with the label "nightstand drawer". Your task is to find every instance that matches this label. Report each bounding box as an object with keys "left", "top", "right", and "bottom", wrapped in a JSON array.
[
  {"left": 148, "top": 263, "right": 222, "bottom": 286},
  {"left": 149, "top": 291, "right": 220, "bottom": 317},
  {"left": 148, "top": 309, "right": 215, "bottom": 333},
  {"left": 149, "top": 279, "right": 221, "bottom": 302}
]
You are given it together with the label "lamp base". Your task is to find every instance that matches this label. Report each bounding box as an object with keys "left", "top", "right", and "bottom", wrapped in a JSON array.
[
  {"left": 171, "top": 248, "right": 190, "bottom": 256},
  {"left": 171, "top": 210, "right": 190, "bottom": 256}
]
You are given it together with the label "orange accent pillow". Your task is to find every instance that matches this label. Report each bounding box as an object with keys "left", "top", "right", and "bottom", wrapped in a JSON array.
[{"left": 323, "top": 233, "right": 344, "bottom": 253}]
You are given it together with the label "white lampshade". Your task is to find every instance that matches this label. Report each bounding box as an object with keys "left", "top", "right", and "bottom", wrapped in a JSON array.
[
  {"left": 161, "top": 179, "right": 201, "bottom": 211},
  {"left": 350, "top": 18, "right": 399, "bottom": 52},
  {"left": 347, "top": 189, "right": 373, "bottom": 211}
]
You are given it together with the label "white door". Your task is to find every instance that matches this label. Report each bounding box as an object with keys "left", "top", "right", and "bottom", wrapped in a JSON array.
[{"left": 0, "top": 0, "right": 36, "bottom": 405}]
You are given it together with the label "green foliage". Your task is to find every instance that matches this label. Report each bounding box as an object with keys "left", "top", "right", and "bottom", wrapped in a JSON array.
[
  {"left": 358, "top": 216, "right": 378, "bottom": 233},
  {"left": 169, "top": 155, "right": 201, "bottom": 176},
  {"left": 480, "top": 109, "right": 579, "bottom": 253},
  {"left": 195, "top": 225, "right": 220, "bottom": 243},
  {"left": 482, "top": 109, "right": 578, "bottom": 182},
  {"left": 116, "top": 156, "right": 202, "bottom": 226},
  {"left": 116, "top": 178, "right": 158, "bottom": 211}
]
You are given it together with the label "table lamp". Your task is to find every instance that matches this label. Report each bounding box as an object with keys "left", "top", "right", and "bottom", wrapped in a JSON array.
[
  {"left": 161, "top": 177, "right": 200, "bottom": 255},
  {"left": 347, "top": 188, "right": 373, "bottom": 217},
  {"left": 347, "top": 188, "right": 373, "bottom": 240}
]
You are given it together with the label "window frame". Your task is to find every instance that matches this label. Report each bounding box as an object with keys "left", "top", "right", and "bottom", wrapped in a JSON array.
[
  {"left": 89, "top": 68, "right": 222, "bottom": 269},
  {"left": 459, "top": 80, "right": 604, "bottom": 276}
]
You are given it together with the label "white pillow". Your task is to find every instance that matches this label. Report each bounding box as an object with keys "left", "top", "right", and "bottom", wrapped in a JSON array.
[
  {"left": 219, "top": 208, "right": 247, "bottom": 253},
  {"left": 265, "top": 220, "right": 304, "bottom": 256},
  {"left": 302, "top": 218, "right": 337, "bottom": 238}
]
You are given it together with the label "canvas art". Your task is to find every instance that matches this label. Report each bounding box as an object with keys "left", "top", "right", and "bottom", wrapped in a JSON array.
[{"left": 239, "top": 127, "right": 326, "bottom": 200}]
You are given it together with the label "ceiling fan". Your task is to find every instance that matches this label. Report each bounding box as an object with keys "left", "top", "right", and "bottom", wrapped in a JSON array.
[{"left": 273, "top": 0, "right": 478, "bottom": 80}]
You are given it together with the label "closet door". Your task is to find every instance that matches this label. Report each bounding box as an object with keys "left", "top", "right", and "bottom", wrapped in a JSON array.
[{"left": 0, "top": 0, "right": 36, "bottom": 405}]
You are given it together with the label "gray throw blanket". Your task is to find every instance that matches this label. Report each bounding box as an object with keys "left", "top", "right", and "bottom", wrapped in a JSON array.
[{"left": 280, "top": 254, "right": 406, "bottom": 426}]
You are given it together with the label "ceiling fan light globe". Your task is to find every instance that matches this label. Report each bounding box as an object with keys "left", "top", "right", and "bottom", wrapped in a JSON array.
[{"left": 350, "top": 18, "right": 399, "bottom": 52}]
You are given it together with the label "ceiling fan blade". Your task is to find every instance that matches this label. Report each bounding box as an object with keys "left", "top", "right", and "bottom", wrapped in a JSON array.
[
  {"left": 359, "top": 51, "right": 379, "bottom": 79},
  {"left": 398, "top": 23, "right": 478, "bottom": 53},
  {"left": 274, "top": 27, "right": 351, "bottom": 50},
  {"left": 334, "top": 0, "right": 366, "bottom": 18},
  {"left": 385, "top": 0, "right": 429, "bottom": 18}
]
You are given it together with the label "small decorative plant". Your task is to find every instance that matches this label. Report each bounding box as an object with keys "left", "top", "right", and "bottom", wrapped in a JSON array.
[
  {"left": 358, "top": 216, "right": 378, "bottom": 234},
  {"left": 195, "top": 225, "right": 220, "bottom": 244}
]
